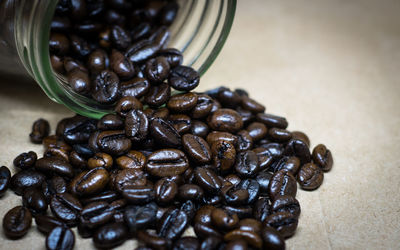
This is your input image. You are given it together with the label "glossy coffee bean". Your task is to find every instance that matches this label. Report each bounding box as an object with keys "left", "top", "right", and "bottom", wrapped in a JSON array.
[
  {"left": 193, "top": 222, "right": 221, "bottom": 239},
  {"left": 217, "top": 88, "right": 242, "bottom": 109},
  {"left": 271, "top": 195, "right": 301, "bottom": 218},
  {"left": 268, "top": 170, "right": 297, "bottom": 201},
  {"left": 225, "top": 174, "right": 242, "bottom": 186},
  {"left": 169, "top": 65, "right": 200, "bottom": 91},
  {"left": 80, "top": 201, "right": 114, "bottom": 229},
  {"left": 125, "top": 109, "right": 149, "bottom": 141},
  {"left": 137, "top": 230, "right": 172, "bottom": 250},
  {"left": 182, "top": 134, "right": 211, "bottom": 164},
  {"left": 253, "top": 147, "right": 274, "bottom": 171},
  {"left": 268, "top": 128, "right": 292, "bottom": 142},
  {"left": 44, "top": 146, "right": 69, "bottom": 162},
  {"left": 167, "top": 92, "right": 198, "bottom": 113},
  {"left": 0, "top": 166, "right": 11, "bottom": 197},
  {"left": 236, "top": 130, "right": 253, "bottom": 152},
  {"left": 35, "top": 157, "right": 74, "bottom": 178},
  {"left": 155, "top": 178, "right": 178, "bottom": 205},
  {"left": 173, "top": 237, "right": 199, "bottom": 250},
  {"left": 256, "top": 171, "right": 273, "bottom": 196},
  {"left": 253, "top": 197, "right": 271, "bottom": 222},
  {"left": 264, "top": 211, "right": 298, "bottom": 238},
  {"left": 221, "top": 184, "right": 249, "bottom": 206},
  {"left": 156, "top": 48, "right": 182, "bottom": 67},
  {"left": 93, "top": 222, "right": 128, "bottom": 249},
  {"left": 178, "top": 184, "right": 204, "bottom": 201},
  {"left": 238, "top": 218, "right": 262, "bottom": 234},
  {"left": 241, "top": 96, "right": 265, "bottom": 113},
  {"left": 120, "top": 77, "right": 150, "bottom": 98},
  {"left": 50, "top": 54, "right": 65, "bottom": 74},
  {"left": 150, "top": 117, "right": 181, "bottom": 147},
  {"left": 146, "top": 149, "right": 189, "bottom": 177},
  {"left": 272, "top": 156, "right": 301, "bottom": 175},
  {"left": 122, "top": 184, "right": 155, "bottom": 204},
  {"left": 112, "top": 169, "right": 146, "bottom": 193},
  {"left": 61, "top": 115, "right": 96, "bottom": 144},
  {"left": 224, "top": 229, "right": 263, "bottom": 249},
  {"left": 46, "top": 226, "right": 75, "bottom": 250},
  {"left": 96, "top": 130, "right": 132, "bottom": 155},
  {"left": 123, "top": 202, "right": 157, "bottom": 232},
  {"left": 246, "top": 122, "right": 267, "bottom": 142},
  {"left": 115, "top": 150, "right": 146, "bottom": 170},
  {"left": 236, "top": 106, "right": 254, "bottom": 125},
  {"left": 70, "top": 167, "right": 110, "bottom": 196},
  {"left": 208, "top": 109, "right": 243, "bottom": 133},
  {"left": 236, "top": 179, "right": 260, "bottom": 204},
  {"left": 10, "top": 169, "right": 46, "bottom": 195},
  {"left": 111, "top": 49, "right": 135, "bottom": 79},
  {"left": 256, "top": 113, "right": 288, "bottom": 129},
  {"left": 158, "top": 208, "right": 189, "bottom": 240},
  {"left": 49, "top": 33, "right": 70, "bottom": 56},
  {"left": 42, "top": 176, "right": 67, "bottom": 202},
  {"left": 291, "top": 131, "right": 310, "bottom": 147},
  {"left": 87, "top": 49, "right": 108, "bottom": 75},
  {"left": 194, "top": 167, "right": 222, "bottom": 194},
  {"left": 70, "top": 35, "right": 91, "bottom": 59},
  {"left": 30, "top": 118, "right": 50, "bottom": 143},
  {"left": 259, "top": 142, "right": 284, "bottom": 159},
  {"left": 35, "top": 215, "right": 65, "bottom": 234},
  {"left": 50, "top": 193, "right": 82, "bottom": 226},
  {"left": 211, "top": 208, "right": 239, "bottom": 231},
  {"left": 13, "top": 151, "right": 37, "bottom": 170},
  {"left": 22, "top": 187, "right": 48, "bottom": 214},
  {"left": 225, "top": 240, "right": 248, "bottom": 250},
  {"left": 63, "top": 57, "right": 87, "bottom": 73},
  {"left": 261, "top": 227, "right": 286, "bottom": 250},
  {"left": 111, "top": 25, "right": 131, "bottom": 50},
  {"left": 206, "top": 131, "right": 238, "bottom": 146},
  {"left": 284, "top": 139, "right": 311, "bottom": 164},
  {"left": 92, "top": 70, "right": 120, "bottom": 104},
  {"left": 312, "top": 144, "right": 333, "bottom": 172},
  {"left": 169, "top": 114, "right": 192, "bottom": 134},
  {"left": 67, "top": 68, "right": 90, "bottom": 94},
  {"left": 234, "top": 150, "right": 259, "bottom": 178},
  {"left": 2, "top": 206, "right": 32, "bottom": 239},
  {"left": 97, "top": 114, "right": 123, "bottom": 131},
  {"left": 88, "top": 152, "right": 113, "bottom": 170},
  {"left": 145, "top": 56, "right": 170, "bottom": 83},
  {"left": 211, "top": 140, "right": 236, "bottom": 172},
  {"left": 199, "top": 236, "right": 222, "bottom": 250},
  {"left": 51, "top": 16, "right": 71, "bottom": 32},
  {"left": 145, "top": 82, "right": 171, "bottom": 107},
  {"left": 80, "top": 191, "right": 118, "bottom": 205},
  {"left": 125, "top": 39, "right": 159, "bottom": 64},
  {"left": 297, "top": 163, "right": 324, "bottom": 190},
  {"left": 191, "top": 120, "right": 209, "bottom": 138},
  {"left": 190, "top": 94, "right": 213, "bottom": 119}
]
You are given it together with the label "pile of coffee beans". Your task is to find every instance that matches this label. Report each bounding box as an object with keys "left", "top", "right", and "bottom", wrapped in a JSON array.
[{"left": 0, "top": 0, "right": 334, "bottom": 249}]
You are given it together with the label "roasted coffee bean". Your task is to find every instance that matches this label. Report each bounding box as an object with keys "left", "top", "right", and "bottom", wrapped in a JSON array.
[
  {"left": 146, "top": 149, "right": 189, "bottom": 177},
  {"left": 63, "top": 57, "right": 87, "bottom": 73},
  {"left": 272, "top": 156, "right": 301, "bottom": 175},
  {"left": 87, "top": 49, "right": 108, "bottom": 75},
  {"left": 46, "top": 226, "right": 75, "bottom": 250},
  {"left": 208, "top": 109, "right": 243, "bottom": 133},
  {"left": 167, "top": 92, "right": 198, "bottom": 113},
  {"left": 145, "top": 56, "right": 170, "bottom": 83},
  {"left": 271, "top": 195, "right": 301, "bottom": 218},
  {"left": 97, "top": 114, "right": 123, "bottom": 131},
  {"left": 70, "top": 35, "right": 91, "bottom": 58},
  {"left": 50, "top": 193, "right": 82, "bottom": 226},
  {"left": 191, "top": 120, "right": 209, "bottom": 138},
  {"left": 137, "top": 230, "right": 172, "bottom": 250},
  {"left": 206, "top": 131, "right": 238, "bottom": 146},
  {"left": 253, "top": 197, "right": 271, "bottom": 222},
  {"left": 35, "top": 157, "right": 74, "bottom": 178},
  {"left": 120, "top": 77, "right": 150, "bottom": 98},
  {"left": 92, "top": 70, "right": 120, "bottom": 104},
  {"left": 80, "top": 201, "right": 114, "bottom": 229},
  {"left": 241, "top": 96, "right": 265, "bottom": 113},
  {"left": 151, "top": 107, "right": 169, "bottom": 119},
  {"left": 124, "top": 202, "right": 157, "bottom": 232},
  {"left": 236, "top": 179, "right": 260, "bottom": 204},
  {"left": 225, "top": 240, "right": 248, "bottom": 250},
  {"left": 111, "top": 25, "right": 131, "bottom": 50},
  {"left": 51, "top": 16, "right": 71, "bottom": 32},
  {"left": 211, "top": 140, "right": 236, "bottom": 172},
  {"left": 225, "top": 174, "right": 242, "bottom": 186},
  {"left": 10, "top": 169, "right": 46, "bottom": 195},
  {"left": 158, "top": 1, "right": 179, "bottom": 25},
  {"left": 182, "top": 134, "right": 211, "bottom": 164},
  {"left": 268, "top": 170, "right": 297, "bottom": 201},
  {"left": 194, "top": 205, "right": 215, "bottom": 226},
  {"left": 291, "top": 131, "right": 310, "bottom": 147},
  {"left": 173, "top": 236, "right": 199, "bottom": 250},
  {"left": 22, "top": 187, "right": 48, "bottom": 214},
  {"left": 211, "top": 208, "right": 239, "bottom": 231},
  {"left": 13, "top": 151, "right": 37, "bottom": 170},
  {"left": 155, "top": 178, "right": 178, "bottom": 205},
  {"left": 87, "top": 152, "right": 113, "bottom": 170},
  {"left": 178, "top": 184, "right": 204, "bottom": 201},
  {"left": 30, "top": 118, "right": 50, "bottom": 143},
  {"left": 96, "top": 130, "right": 132, "bottom": 155},
  {"left": 194, "top": 167, "right": 222, "bottom": 194},
  {"left": 93, "top": 222, "right": 128, "bottom": 249},
  {"left": 236, "top": 106, "right": 254, "bottom": 125},
  {"left": 81, "top": 191, "right": 118, "bottom": 205},
  {"left": 70, "top": 167, "right": 110, "bottom": 196},
  {"left": 264, "top": 211, "right": 298, "bottom": 238},
  {"left": 158, "top": 208, "right": 189, "bottom": 240},
  {"left": 115, "top": 96, "right": 143, "bottom": 117},
  {"left": 261, "top": 226, "right": 286, "bottom": 250},
  {"left": 42, "top": 176, "right": 67, "bottom": 202},
  {"left": 67, "top": 68, "right": 90, "bottom": 94},
  {"left": 199, "top": 236, "right": 222, "bottom": 250},
  {"left": 122, "top": 185, "right": 155, "bottom": 204},
  {"left": 268, "top": 128, "right": 292, "bottom": 142},
  {"left": 44, "top": 146, "right": 70, "bottom": 162},
  {"left": 169, "top": 114, "right": 192, "bottom": 134},
  {"left": 217, "top": 88, "right": 242, "bottom": 109},
  {"left": 61, "top": 115, "right": 96, "bottom": 144},
  {"left": 224, "top": 229, "right": 262, "bottom": 249},
  {"left": 221, "top": 184, "right": 249, "bottom": 206},
  {"left": 236, "top": 130, "right": 253, "bottom": 152},
  {"left": 193, "top": 223, "right": 221, "bottom": 239},
  {"left": 77, "top": 223, "right": 93, "bottom": 239},
  {"left": 105, "top": 9, "right": 126, "bottom": 25},
  {"left": 109, "top": 199, "right": 127, "bottom": 211},
  {"left": 202, "top": 194, "right": 221, "bottom": 205},
  {"left": 253, "top": 147, "right": 274, "bottom": 171},
  {"left": 116, "top": 150, "right": 146, "bottom": 170},
  {"left": 180, "top": 199, "right": 197, "bottom": 220},
  {"left": 156, "top": 48, "right": 182, "bottom": 67},
  {"left": 256, "top": 171, "right": 273, "bottom": 196},
  {"left": 2, "top": 206, "right": 32, "bottom": 239},
  {"left": 49, "top": 33, "right": 69, "bottom": 56},
  {"left": 246, "top": 122, "right": 267, "bottom": 142},
  {"left": 112, "top": 169, "right": 146, "bottom": 193},
  {"left": 238, "top": 218, "right": 262, "bottom": 234},
  {"left": 131, "top": 22, "right": 152, "bottom": 41},
  {"left": 50, "top": 54, "right": 65, "bottom": 74},
  {"left": 169, "top": 65, "right": 200, "bottom": 91},
  {"left": 312, "top": 144, "right": 333, "bottom": 172},
  {"left": 110, "top": 49, "right": 135, "bottom": 79},
  {"left": 235, "top": 150, "right": 259, "bottom": 178},
  {"left": 125, "top": 109, "right": 149, "bottom": 142},
  {"left": 259, "top": 143, "right": 284, "bottom": 159},
  {"left": 256, "top": 113, "right": 288, "bottom": 129},
  {"left": 150, "top": 118, "right": 181, "bottom": 147},
  {"left": 0, "top": 166, "right": 11, "bottom": 197},
  {"left": 297, "top": 163, "right": 324, "bottom": 190},
  {"left": 35, "top": 215, "right": 65, "bottom": 234},
  {"left": 72, "top": 144, "right": 94, "bottom": 158},
  {"left": 145, "top": 82, "right": 171, "bottom": 107},
  {"left": 284, "top": 139, "right": 311, "bottom": 164},
  {"left": 190, "top": 94, "right": 213, "bottom": 119},
  {"left": 126, "top": 39, "right": 159, "bottom": 63}
]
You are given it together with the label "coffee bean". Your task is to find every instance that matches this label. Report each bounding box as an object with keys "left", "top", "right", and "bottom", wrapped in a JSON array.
[
  {"left": 70, "top": 167, "right": 110, "bottom": 196},
  {"left": 221, "top": 184, "right": 249, "bottom": 206},
  {"left": 150, "top": 117, "right": 181, "bottom": 147},
  {"left": 97, "top": 114, "right": 123, "bottom": 131},
  {"left": 236, "top": 130, "right": 253, "bottom": 152},
  {"left": 190, "top": 120, "right": 209, "bottom": 138},
  {"left": 122, "top": 185, "right": 155, "bottom": 204},
  {"left": 145, "top": 56, "right": 170, "bottom": 83},
  {"left": 124, "top": 202, "right": 157, "bottom": 232},
  {"left": 145, "top": 82, "right": 171, "bottom": 107},
  {"left": 42, "top": 176, "right": 67, "bottom": 202},
  {"left": 190, "top": 94, "right": 213, "bottom": 119},
  {"left": 169, "top": 65, "right": 200, "bottom": 91},
  {"left": 120, "top": 77, "right": 150, "bottom": 98},
  {"left": 93, "top": 222, "right": 128, "bottom": 249},
  {"left": 238, "top": 218, "right": 262, "bottom": 234},
  {"left": 49, "top": 33, "right": 70, "bottom": 56},
  {"left": 50, "top": 193, "right": 82, "bottom": 226},
  {"left": 217, "top": 88, "right": 242, "bottom": 109},
  {"left": 169, "top": 114, "right": 192, "bottom": 134},
  {"left": 137, "top": 230, "right": 172, "bottom": 250},
  {"left": 87, "top": 152, "right": 113, "bottom": 170},
  {"left": 92, "top": 70, "right": 120, "bottom": 104},
  {"left": 155, "top": 178, "right": 178, "bottom": 205},
  {"left": 13, "top": 152, "right": 37, "bottom": 170},
  {"left": 61, "top": 115, "right": 96, "bottom": 144},
  {"left": 115, "top": 150, "right": 146, "bottom": 170},
  {"left": 199, "top": 236, "right": 222, "bottom": 250},
  {"left": 268, "top": 170, "right": 297, "bottom": 201},
  {"left": 268, "top": 128, "right": 292, "bottom": 143},
  {"left": 126, "top": 39, "right": 159, "bottom": 63},
  {"left": 35, "top": 157, "right": 74, "bottom": 178},
  {"left": 235, "top": 150, "right": 259, "bottom": 178},
  {"left": 206, "top": 131, "right": 238, "bottom": 146},
  {"left": 236, "top": 106, "right": 254, "bottom": 125},
  {"left": 272, "top": 156, "right": 301, "bottom": 175},
  {"left": 256, "top": 113, "right": 288, "bottom": 129},
  {"left": 46, "top": 226, "right": 75, "bottom": 250},
  {"left": 159, "top": 2, "right": 179, "bottom": 25},
  {"left": 236, "top": 179, "right": 260, "bottom": 204},
  {"left": 208, "top": 109, "right": 243, "bottom": 133},
  {"left": 70, "top": 35, "right": 91, "bottom": 59},
  {"left": 110, "top": 49, "right": 135, "bottom": 79},
  {"left": 194, "top": 167, "right": 222, "bottom": 194},
  {"left": 178, "top": 184, "right": 204, "bottom": 201},
  {"left": 30, "top": 118, "right": 50, "bottom": 143},
  {"left": 167, "top": 92, "right": 198, "bottom": 113},
  {"left": 50, "top": 54, "right": 65, "bottom": 74},
  {"left": 10, "top": 169, "right": 46, "bottom": 196},
  {"left": 253, "top": 197, "right": 271, "bottom": 222},
  {"left": 67, "top": 68, "right": 90, "bottom": 94},
  {"left": 246, "top": 122, "right": 267, "bottom": 142},
  {"left": 125, "top": 109, "right": 149, "bottom": 142},
  {"left": 112, "top": 169, "right": 147, "bottom": 193},
  {"left": 225, "top": 240, "right": 248, "bottom": 250},
  {"left": 96, "top": 130, "right": 132, "bottom": 155},
  {"left": 261, "top": 226, "right": 286, "bottom": 250},
  {"left": 2, "top": 206, "right": 32, "bottom": 239},
  {"left": 158, "top": 208, "right": 189, "bottom": 240},
  {"left": 146, "top": 149, "right": 189, "bottom": 177},
  {"left": 182, "top": 134, "right": 211, "bottom": 164},
  {"left": 81, "top": 190, "right": 119, "bottom": 205},
  {"left": 173, "top": 236, "right": 199, "bottom": 250},
  {"left": 80, "top": 201, "right": 114, "bottom": 229},
  {"left": 193, "top": 223, "right": 221, "bottom": 239},
  {"left": 211, "top": 208, "right": 239, "bottom": 231},
  {"left": 156, "top": 48, "right": 182, "bottom": 67},
  {"left": 0, "top": 166, "right": 11, "bottom": 197},
  {"left": 241, "top": 96, "right": 265, "bottom": 113},
  {"left": 291, "top": 131, "right": 310, "bottom": 147},
  {"left": 284, "top": 139, "right": 311, "bottom": 164},
  {"left": 225, "top": 174, "right": 242, "bottom": 186},
  {"left": 63, "top": 57, "right": 87, "bottom": 73},
  {"left": 271, "top": 195, "right": 301, "bottom": 218},
  {"left": 44, "top": 146, "right": 69, "bottom": 162},
  {"left": 253, "top": 147, "right": 275, "bottom": 171},
  {"left": 211, "top": 140, "right": 236, "bottom": 172},
  {"left": 87, "top": 49, "right": 108, "bottom": 75},
  {"left": 111, "top": 25, "right": 132, "bottom": 50},
  {"left": 22, "top": 187, "right": 48, "bottom": 214},
  {"left": 35, "top": 215, "right": 65, "bottom": 234},
  {"left": 51, "top": 16, "right": 71, "bottom": 32},
  {"left": 264, "top": 211, "right": 298, "bottom": 238},
  {"left": 224, "top": 229, "right": 263, "bottom": 249},
  {"left": 312, "top": 144, "right": 333, "bottom": 172},
  {"left": 297, "top": 163, "right": 324, "bottom": 190},
  {"left": 255, "top": 171, "right": 273, "bottom": 196},
  {"left": 115, "top": 96, "right": 143, "bottom": 117}
]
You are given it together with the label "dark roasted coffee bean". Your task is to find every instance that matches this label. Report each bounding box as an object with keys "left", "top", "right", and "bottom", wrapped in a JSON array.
[
  {"left": 284, "top": 139, "right": 311, "bottom": 164},
  {"left": 241, "top": 96, "right": 265, "bottom": 113},
  {"left": 145, "top": 82, "right": 171, "bottom": 107},
  {"left": 193, "top": 223, "right": 221, "bottom": 239},
  {"left": 268, "top": 128, "right": 292, "bottom": 142},
  {"left": 110, "top": 49, "right": 135, "bottom": 80},
  {"left": 190, "top": 94, "right": 213, "bottom": 119},
  {"left": 125, "top": 109, "right": 149, "bottom": 142},
  {"left": 145, "top": 56, "right": 170, "bottom": 83},
  {"left": 152, "top": 107, "right": 170, "bottom": 119},
  {"left": 167, "top": 92, "right": 198, "bottom": 113},
  {"left": 120, "top": 77, "right": 150, "bottom": 98},
  {"left": 70, "top": 167, "right": 110, "bottom": 196},
  {"left": 126, "top": 39, "right": 159, "bottom": 63},
  {"left": 297, "top": 163, "right": 324, "bottom": 190},
  {"left": 49, "top": 33, "right": 69, "bottom": 56},
  {"left": 211, "top": 140, "right": 236, "bottom": 172},
  {"left": 51, "top": 16, "right": 71, "bottom": 32},
  {"left": 155, "top": 178, "right": 178, "bottom": 205},
  {"left": 112, "top": 169, "right": 146, "bottom": 193},
  {"left": 93, "top": 222, "right": 128, "bottom": 249},
  {"left": 223, "top": 206, "right": 253, "bottom": 219},
  {"left": 224, "top": 229, "right": 262, "bottom": 249},
  {"left": 225, "top": 174, "right": 242, "bottom": 186},
  {"left": 236, "top": 130, "right": 253, "bottom": 152},
  {"left": 225, "top": 240, "right": 248, "bottom": 250},
  {"left": 35, "top": 215, "right": 65, "bottom": 234},
  {"left": 13, "top": 151, "right": 37, "bottom": 170},
  {"left": 80, "top": 201, "right": 114, "bottom": 229},
  {"left": 67, "top": 68, "right": 90, "bottom": 94},
  {"left": 10, "top": 169, "right": 46, "bottom": 195},
  {"left": 253, "top": 197, "right": 270, "bottom": 222},
  {"left": 261, "top": 226, "right": 286, "bottom": 250},
  {"left": 0, "top": 166, "right": 11, "bottom": 197},
  {"left": 235, "top": 150, "right": 259, "bottom": 178},
  {"left": 236, "top": 106, "right": 254, "bottom": 126},
  {"left": 206, "top": 131, "right": 238, "bottom": 146},
  {"left": 115, "top": 96, "right": 143, "bottom": 117},
  {"left": 111, "top": 25, "right": 131, "bottom": 50},
  {"left": 70, "top": 35, "right": 91, "bottom": 58},
  {"left": 46, "top": 226, "right": 75, "bottom": 250},
  {"left": 2, "top": 206, "right": 32, "bottom": 239},
  {"left": 211, "top": 208, "right": 239, "bottom": 231},
  {"left": 137, "top": 230, "right": 172, "bottom": 250},
  {"left": 42, "top": 176, "right": 67, "bottom": 202},
  {"left": 272, "top": 156, "right": 301, "bottom": 175},
  {"left": 199, "top": 236, "right": 222, "bottom": 250},
  {"left": 169, "top": 65, "right": 200, "bottom": 91},
  {"left": 69, "top": 0, "right": 87, "bottom": 20},
  {"left": 50, "top": 193, "right": 82, "bottom": 226},
  {"left": 253, "top": 147, "right": 274, "bottom": 171},
  {"left": 158, "top": 208, "right": 189, "bottom": 240},
  {"left": 312, "top": 144, "right": 333, "bottom": 172},
  {"left": 259, "top": 143, "right": 284, "bottom": 159},
  {"left": 191, "top": 120, "right": 209, "bottom": 138},
  {"left": 92, "top": 70, "right": 120, "bottom": 104},
  {"left": 122, "top": 185, "right": 155, "bottom": 204},
  {"left": 221, "top": 184, "right": 249, "bottom": 206},
  {"left": 158, "top": 1, "right": 179, "bottom": 25},
  {"left": 72, "top": 144, "right": 93, "bottom": 158},
  {"left": 105, "top": 9, "right": 126, "bottom": 25},
  {"left": 208, "top": 108, "right": 243, "bottom": 133},
  {"left": 268, "top": 170, "right": 297, "bottom": 201},
  {"left": 182, "top": 134, "right": 211, "bottom": 164},
  {"left": 173, "top": 236, "right": 199, "bottom": 250},
  {"left": 124, "top": 202, "right": 157, "bottom": 232},
  {"left": 146, "top": 149, "right": 189, "bottom": 177},
  {"left": 22, "top": 187, "right": 48, "bottom": 214},
  {"left": 271, "top": 195, "right": 301, "bottom": 218},
  {"left": 217, "top": 88, "right": 242, "bottom": 109},
  {"left": 264, "top": 211, "right": 298, "bottom": 238},
  {"left": 194, "top": 167, "right": 222, "bottom": 194},
  {"left": 236, "top": 179, "right": 260, "bottom": 204},
  {"left": 96, "top": 130, "right": 132, "bottom": 155},
  {"left": 50, "top": 54, "right": 64, "bottom": 74},
  {"left": 35, "top": 157, "right": 74, "bottom": 178},
  {"left": 246, "top": 122, "right": 267, "bottom": 142},
  {"left": 98, "top": 27, "right": 111, "bottom": 48},
  {"left": 62, "top": 115, "right": 96, "bottom": 144},
  {"left": 238, "top": 218, "right": 262, "bottom": 234},
  {"left": 178, "top": 184, "right": 204, "bottom": 201},
  {"left": 156, "top": 48, "right": 182, "bottom": 67},
  {"left": 131, "top": 22, "right": 151, "bottom": 41},
  {"left": 256, "top": 171, "right": 273, "bottom": 196},
  {"left": 150, "top": 117, "right": 181, "bottom": 147},
  {"left": 194, "top": 205, "right": 215, "bottom": 226},
  {"left": 44, "top": 146, "right": 69, "bottom": 162},
  {"left": 30, "top": 118, "right": 50, "bottom": 143},
  {"left": 115, "top": 150, "right": 146, "bottom": 170},
  {"left": 87, "top": 49, "right": 108, "bottom": 75},
  {"left": 291, "top": 131, "right": 310, "bottom": 147},
  {"left": 256, "top": 113, "right": 288, "bottom": 129},
  {"left": 180, "top": 199, "right": 197, "bottom": 220},
  {"left": 81, "top": 191, "right": 118, "bottom": 205},
  {"left": 63, "top": 57, "right": 87, "bottom": 73},
  {"left": 169, "top": 114, "right": 192, "bottom": 134},
  {"left": 97, "top": 114, "right": 123, "bottom": 131}
]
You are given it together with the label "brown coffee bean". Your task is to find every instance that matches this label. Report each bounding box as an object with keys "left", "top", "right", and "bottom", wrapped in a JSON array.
[
  {"left": 207, "top": 109, "right": 243, "bottom": 133},
  {"left": 125, "top": 109, "right": 149, "bottom": 141},
  {"left": 312, "top": 144, "right": 333, "bottom": 172},
  {"left": 256, "top": 113, "right": 288, "bottom": 129},
  {"left": 190, "top": 120, "right": 209, "bottom": 138},
  {"left": 115, "top": 96, "right": 143, "bottom": 117},
  {"left": 70, "top": 167, "right": 110, "bottom": 196},
  {"left": 261, "top": 227, "right": 285, "bottom": 250},
  {"left": 112, "top": 169, "right": 147, "bottom": 192},
  {"left": 50, "top": 193, "right": 82, "bottom": 226},
  {"left": 115, "top": 150, "right": 146, "bottom": 170},
  {"left": 145, "top": 82, "right": 171, "bottom": 107},
  {"left": 211, "top": 140, "right": 236, "bottom": 172},
  {"left": 268, "top": 170, "right": 297, "bottom": 201},
  {"left": 241, "top": 96, "right": 265, "bottom": 113},
  {"left": 224, "top": 229, "right": 263, "bottom": 249},
  {"left": 284, "top": 139, "right": 311, "bottom": 164},
  {"left": 169, "top": 114, "right": 192, "bottom": 135},
  {"left": 0, "top": 166, "right": 11, "bottom": 197},
  {"left": 150, "top": 117, "right": 181, "bottom": 148},
  {"left": 137, "top": 230, "right": 172, "bottom": 250},
  {"left": 272, "top": 156, "right": 301, "bottom": 175},
  {"left": 145, "top": 56, "right": 170, "bottom": 83},
  {"left": 35, "top": 215, "right": 65, "bottom": 234},
  {"left": 13, "top": 151, "right": 37, "bottom": 170},
  {"left": 236, "top": 130, "right": 253, "bottom": 152},
  {"left": 194, "top": 167, "right": 222, "bottom": 194},
  {"left": 268, "top": 128, "right": 292, "bottom": 142},
  {"left": 155, "top": 178, "right": 178, "bottom": 205},
  {"left": 291, "top": 131, "right": 310, "bottom": 147},
  {"left": 146, "top": 149, "right": 189, "bottom": 177},
  {"left": 88, "top": 153, "right": 113, "bottom": 170},
  {"left": 120, "top": 77, "right": 150, "bottom": 98},
  {"left": 190, "top": 94, "right": 213, "bottom": 119},
  {"left": 46, "top": 226, "right": 75, "bottom": 250},
  {"left": 271, "top": 195, "right": 301, "bottom": 218},
  {"left": 87, "top": 49, "right": 108, "bottom": 75},
  {"left": 92, "top": 70, "right": 120, "bottom": 104},
  {"left": 167, "top": 92, "right": 198, "bottom": 113},
  {"left": 110, "top": 49, "right": 135, "bottom": 79},
  {"left": 206, "top": 131, "right": 238, "bottom": 146},
  {"left": 264, "top": 211, "right": 298, "bottom": 238},
  {"left": 10, "top": 169, "right": 46, "bottom": 196},
  {"left": 30, "top": 118, "right": 50, "bottom": 144},
  {"left": 246, "top": 122, "right": 268, "bottom": 142},
  {"left": 182, "top": 134, "right": 211, "bottom": 164},
  {"left": 2, "top": 206, "right": 32, "bottom": 239},
  {"left": 238, "top": 218, "right": 262, "bottom": 234},
  {"left": 67, "top": 68, "right": 91, "bottom": 94},
  {"left": 35, "top": 157, "right": 74, "bottom": 178},
  {"left": 297, "top": 163, "right": 324, "bottom": 190},
  {"left": 97, "top": 114, "right": 124, "bottom": 131},
  {"left": 80, "top": 201, "right": 114, "bottom": 229},
  {"left": 96, "top": 130, "right": 132, "bottom": 156}
]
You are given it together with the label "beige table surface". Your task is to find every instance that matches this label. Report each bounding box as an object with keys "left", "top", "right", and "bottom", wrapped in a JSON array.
[{"left": 0, "top": 0, "right": 400, "bottom": 249}]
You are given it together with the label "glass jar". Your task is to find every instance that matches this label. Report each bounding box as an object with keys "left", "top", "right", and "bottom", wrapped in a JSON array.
[{"left": 0, "top": 0, "right": 236, "bottom": 118}]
